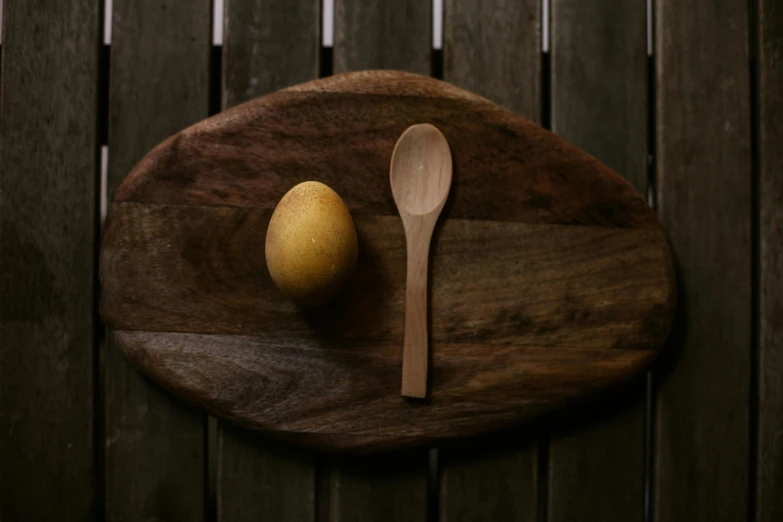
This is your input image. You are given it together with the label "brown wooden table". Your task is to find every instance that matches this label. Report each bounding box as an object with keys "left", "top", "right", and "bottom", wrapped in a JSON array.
[{"left": 1, "top": 1, "right": 780, "bottom": 521}]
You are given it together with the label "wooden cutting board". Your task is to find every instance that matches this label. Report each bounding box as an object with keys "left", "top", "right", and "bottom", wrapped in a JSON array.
[{"left": 100, "top": 70, "right": 676, "bottom": 453}]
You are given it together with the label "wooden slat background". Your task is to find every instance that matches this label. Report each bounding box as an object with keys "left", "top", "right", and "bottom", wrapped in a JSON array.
[
  {"left": 105, "top": 2, "right": 211, "bottom": 520},
  {"left": 757, "top": 1, "right": 782, "bottom": 521},
  {"left": 654, "top": 1, "right": 752, "bottom": 521},
  {"left": 0, "top": 0, "right": 779, "bottom": 521},
  {"left": 0, "top": 1, "right": 99, "bottom": 519}
]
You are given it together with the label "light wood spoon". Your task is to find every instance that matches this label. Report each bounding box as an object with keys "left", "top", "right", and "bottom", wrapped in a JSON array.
[{"left": 390, "top": 123, "right": 453, "bottom": 398}]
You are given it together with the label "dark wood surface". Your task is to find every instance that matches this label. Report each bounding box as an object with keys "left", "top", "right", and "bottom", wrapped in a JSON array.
[
  {"left": 104, "top": 1, "right": 211, "bottom": 520},
  {"left": 444, "top": 0, "right": 541, "bottom": 119},
  {"left": 328, "top": 452, "right": 428, "bottom": 522},
  {"left": 548, "top": 1, "right": 649, "bottom": 521},
  {"left": 654, "top": 1, "right": 752, "bottom": 521},
  {"left": 0, "top": 0, "right": 99, "bottom": 519},
  {"left": 217, "top": 1, "right": 321, "bottom": 519},
  {"left": 104, "top": 207, "right": 670, "bottom": 349},
  {"left": 758, "top": 1, "right": 783, "bottom": 520},
  {"left": 223, "top": 0, "right": 320, "bottom": 109},
  {"left": 440, "top": 435, "right": 540, "bottom": 522},
  {"left": 99, "top": 71, "right": 675, "bottom": 453},
  {"left": 0, "top": 1, "right": 777, "bottom": 519},
  {"left": 334, "top": 0, "right": 430, "bottom": 75},
  {"left": 550, "top": 0, "right": 648, "bottom": 193},
  {"left": 331, "top": 8, "right": 431, "bottom": 519},
  {"left": 217, "top": 425, "right": 315, "bottom": 521},
  {"left": 441, "top": 1, "right": 542, "bottom": 517},
  {"left": 1, "top": 0, "right": 779, "bottom": 519}
]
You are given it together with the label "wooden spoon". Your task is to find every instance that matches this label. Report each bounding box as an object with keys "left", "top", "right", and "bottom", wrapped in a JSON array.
[{"left": 390, "top": 123, "right": 453, "bottom": 398}]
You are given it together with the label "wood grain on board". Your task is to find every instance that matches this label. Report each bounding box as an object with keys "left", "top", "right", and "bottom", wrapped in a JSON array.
[
  {"left": 548, "top": 1, "right": 649, "bottom": 521},
  {"left": 105, "top": 2, "right": 211, "bottom": 520},
  {"left": 0, "top": 1, "right": 99, "bottom": 519},
  {"left": 104, "top": 202, "right": 671, "bottom": 450},
  {"left": 757, "top": 1, "right": 783, "bottom": 521},
  {"left": 334, "top": 0, "right": 431, "bottom": 75},
  {"left": 103, "top": 205, "right": 670, "bottom": 350},
  {"left": 100, "top": 71, "right": 675, "bottom": 454},
  {"left": 655, "top": 1, "right": 752, "bottom": 521},
  {"left": 441, "top": 1, "right": 542, "bottom": 518},
  {"left": 331, "top": 6, "right": 433, "bottom": 518},
  {"left": 218, "top": 1, "right": 320, "bottom": 519}
]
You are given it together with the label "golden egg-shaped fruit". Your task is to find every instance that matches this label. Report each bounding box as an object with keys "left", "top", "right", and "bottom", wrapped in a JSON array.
[{"left": 265, "top": 181, "right": 358, "bottom": 306}]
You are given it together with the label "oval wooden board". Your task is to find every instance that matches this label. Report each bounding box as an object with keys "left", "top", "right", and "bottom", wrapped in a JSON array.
[{"left": 100, "top": 70, "right": 676, "bottom": 453}]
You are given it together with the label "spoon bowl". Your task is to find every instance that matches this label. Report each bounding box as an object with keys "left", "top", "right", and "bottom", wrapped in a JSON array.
[{"left": 390, "top": 124, "right": 452, "bottom": 216}]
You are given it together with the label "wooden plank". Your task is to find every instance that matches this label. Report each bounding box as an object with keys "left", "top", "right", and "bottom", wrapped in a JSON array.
[
  {"left": 218, "top": 0, "right": 320, "bottom": 520},
  {"left": 550, "top": 0, "right": 648, "bottom": 194},
  {"left": 757, "top": 1, "right": 783, "bottom": 521},
  {"left": 223, "top": 0, "right": 319, "bottom": 108},
  {"left": 654, "top": 1, "right": 752, "bottom": 521},
  {"left": 444, "top": 0, "right": 541, "bottom": 119},
  {"left": 334, "top": 0, "right": 430, "bottom": 74},
  {"left": 102, "top": 202, "right": 670, "bottom": 349},
  {"left": 329, "top": 452, "right": 428, "bottom": 522},
  {"left": 104, "top": 1, "right": 211, "bottom": 520},
  {"left": 440, "top": 433, "right": 540, "bottom": 522},
  {"left": 330, "top": 3, "right": 431, "bottom": 519},
  {"left": 440, "top": 1, "right": 541, "bottom": 520},
  {"left": 217, "top": 425, "right": 315, "bottom": 521},
  {"left": 548, "top": 2, "right": 648, "bottom": 521},
  {"left": 0, "top": 0, "right": 99, "bottom": 519}
]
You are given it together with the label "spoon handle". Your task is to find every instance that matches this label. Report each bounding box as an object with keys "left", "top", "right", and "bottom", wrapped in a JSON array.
[{"left": 401, "top": 218, "right": 434, "bottom": 398}]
